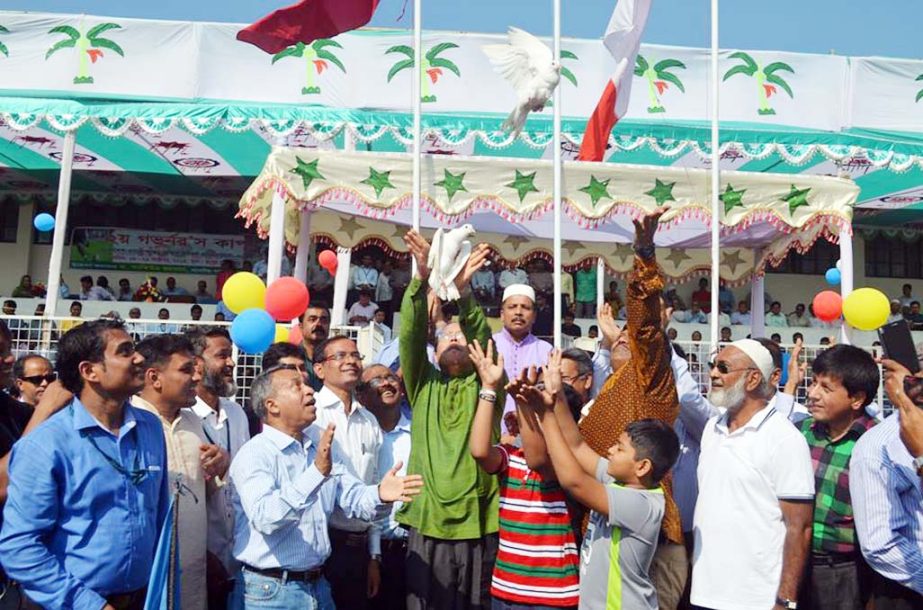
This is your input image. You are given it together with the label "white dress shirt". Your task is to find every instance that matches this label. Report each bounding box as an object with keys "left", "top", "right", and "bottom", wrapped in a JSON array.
[
  {"left": 310, "top": 386, "right": 384, "bottom": 555},
  {"left": 186, "top": 396, "right": 251, "bottom": 572},
  {"left": 376, "top": 414, "right": 412, "bottom": 540},
  {"left": 498, "top": 268, "right": 528, "bottom": 289},
  {"left": 230, "top": 425, "right": 384, "bottom": 571},
  {"left": 376, "top": 272, "right": 393, "bottom": 303},
  {"left": 850, "top": 414, "right": 923, "bottom": 595},
  {"left": 349, "top": 265, "right": 379, "bottom": 290}
]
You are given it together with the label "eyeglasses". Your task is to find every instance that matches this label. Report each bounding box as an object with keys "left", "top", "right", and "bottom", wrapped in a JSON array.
[
  {"left": 438, "top": 332, "right": 465, "bottom": 342},
  {"left": 707, "top": 360, "right": 758, "bottom": 375},
  {"left": 320, "top": 351, "right": 364, "bottom": 363},
  {"left": 561, "top": 373, "right": 589, "bottom": 385},
  {"left": 20, "top": 373, "right": 57, "bottom": 385},
  {"left": 365, "top": 375, "right": 400, "bottom": 388}
]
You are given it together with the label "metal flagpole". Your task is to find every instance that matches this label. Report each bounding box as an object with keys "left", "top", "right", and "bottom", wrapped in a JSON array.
[
  {"left": 266, "top": 186, "right": 287, "bottom": 285},
  {"left": 709, "top": 0, "right": 721, "bottom": 353},
  {"left": 293, "top": 211, "right": 311, "bottom": 284},
  {"left": 411, "top": 0, "right": 422, "bottom": 276},
  {"left": 44, "top": 130, "right": 76, "bottom": 317},
  {"left": 838, "top": 230, "right": 854, "bottom": 344},
  {"left": 552, "top": 0, "right": 563, "bottom": 349}
]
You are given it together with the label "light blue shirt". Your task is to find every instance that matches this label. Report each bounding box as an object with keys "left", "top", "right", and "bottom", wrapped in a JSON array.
[
  {"left": 850, "top": 414, "right": 923, "bottom": 594},
  {"left": 0, "top": 398, "right": 169, "bottom": 610},
  {"left": 377, "top": 414, "right": 412, "bottom": 540},
  {"left": 230, "top": 424, "right": 385, "bottom": 571}
]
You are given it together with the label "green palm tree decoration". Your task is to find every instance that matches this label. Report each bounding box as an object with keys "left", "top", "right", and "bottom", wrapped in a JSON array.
[
  {"left": 634, "top": 55, "right": 686, "bottom": 113},
  {"left": 386, "top": 42, "right": 461, "bottom": 103},
  {"left": 46, "top": 22, "right": 124, "bottom": 84},
  {"left": 272, "top": 39, "right": 345, "bottom": 95},
  {"left": 560, "top": 49, "right": 579, "bottom": 86},
  {"left": 915, "top": 73, "right": 923, "bottom": 103},
  {"left": 0, "top": 25, "right": 9, "bottom": 58},
  {"left": 723, "top": 52, "right": 794, "bottom": 115}
]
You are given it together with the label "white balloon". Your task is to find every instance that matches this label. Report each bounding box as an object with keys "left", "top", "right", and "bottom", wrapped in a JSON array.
[{"left": 835, "top": 259, "right": 842, "bottom": 271}]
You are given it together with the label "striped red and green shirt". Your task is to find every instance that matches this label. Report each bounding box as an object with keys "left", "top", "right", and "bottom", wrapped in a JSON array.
[{"left": 492, "top": 445, "right": 580, "bottom": 607}]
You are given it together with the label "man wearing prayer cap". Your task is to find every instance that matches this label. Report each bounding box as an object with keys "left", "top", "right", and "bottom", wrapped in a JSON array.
[
  {"left": 492, "top": 283, "right": 552, "bottom": 431},
  {"left": 691, "top": 338, "right": 814, "bottom": 610}
]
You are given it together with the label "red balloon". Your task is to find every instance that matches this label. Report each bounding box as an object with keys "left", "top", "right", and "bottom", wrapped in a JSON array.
[
  {"left": 265, "top": 277, "right": 310, "bottom": 321},
  {"left": 318, "top": 249, "right": 338, "bottom": 275},
  {"left": 812, "top": 290, "right": 843, "bottom": 322},
  {"left": 288, "top": 324, "right": 304, "bottom": 346}
]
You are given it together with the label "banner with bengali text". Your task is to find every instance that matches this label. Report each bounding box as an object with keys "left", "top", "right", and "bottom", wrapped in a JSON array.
[{"left": 69, "top": 227, "right": 245, "bottom": 273}]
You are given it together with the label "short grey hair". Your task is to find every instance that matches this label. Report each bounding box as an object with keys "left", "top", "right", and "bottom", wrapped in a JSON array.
[
  {"left": 249, "top": 366, "right": 288, "bottom": 420},
  {"left": 561, "top": 348, "right": 593, "bottom": 378}
]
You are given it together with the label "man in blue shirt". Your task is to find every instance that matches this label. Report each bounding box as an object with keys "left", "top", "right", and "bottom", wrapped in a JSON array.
[
  {"left": 229, "top": 365, "right": 423, "bottom": 610},
  {"left": 0, "top": 319, "right": 169, "bottom": 610}
]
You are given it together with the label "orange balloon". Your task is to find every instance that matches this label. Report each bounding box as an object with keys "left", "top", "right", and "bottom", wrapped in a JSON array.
[
  {"left": 812, "top": 290, "right": 843, "bottom": 322},
  {"left": 318, "top": 250, "right": 338, "bottom": 275}
]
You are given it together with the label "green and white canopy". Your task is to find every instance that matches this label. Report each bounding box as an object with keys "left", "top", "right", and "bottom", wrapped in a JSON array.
[{"left": 0, "top": 11, "right": 921, "bottom": 230}]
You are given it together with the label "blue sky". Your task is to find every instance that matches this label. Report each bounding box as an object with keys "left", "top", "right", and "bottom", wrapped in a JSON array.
[{"left": 4, "top": 0, "right": 921, "bottom": 59}]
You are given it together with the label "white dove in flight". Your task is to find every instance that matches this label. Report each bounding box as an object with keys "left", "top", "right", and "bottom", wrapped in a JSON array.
[
  {"left": 483, "top": 27, "right": 561, "bottom": 137},
  {"left": 428, "top": 224, "right": 476, "bottom": 301}
]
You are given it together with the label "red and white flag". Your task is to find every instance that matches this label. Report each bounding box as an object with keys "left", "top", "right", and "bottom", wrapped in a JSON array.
[
  {"left": 577, "top": 0, "right": 652, "bottom": 162},
  {"left": 237, "top": 0, "right": 380, "bottom": 55}
]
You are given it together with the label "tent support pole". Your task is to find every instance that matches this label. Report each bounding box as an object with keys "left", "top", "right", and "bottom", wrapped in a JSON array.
[
  {"left": 411, "top": 0, "right": 422, "bottom": 276},
  {"left": 331, "top": 248, "right": 352, "bottom": 327},
  {"left": 750, "top": 250, "right": 765, "bottom": 338},
  {"left": 552, "top": 0, "right": 563, "bottom": 349},
  {"left": 266, "top": 186, "right": 286, "bottom": 285},
  {"left": 294, "top": 210, "right": 311, "bottom": 284},
  {"left": 596, "top": 257, "right": 605, "bottom": 314},
  {"left": 708, "top": 0, "right": 721, "bottom": 355},
  {"left": 44, "top": 130, "right": 76, "bottom": 317},
  {"left": 839, "top": 230, "right": 854, "bottom": 344}
]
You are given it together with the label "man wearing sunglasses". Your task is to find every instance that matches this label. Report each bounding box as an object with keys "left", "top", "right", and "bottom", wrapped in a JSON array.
[
  {"left": 311, "top": 336, "right": 383, "bottom": 610},
  {"left": 0, "top": 320, "right": 169, "bottom": 610},
  {"left": 13, "top": 354, "right": 55, "bottom": 407},
  {"left": 850, "top": 351, "right": 923, "bottom": 608},
  {"left": 691, "top": 339, "right": 814, "bottom": 610}
]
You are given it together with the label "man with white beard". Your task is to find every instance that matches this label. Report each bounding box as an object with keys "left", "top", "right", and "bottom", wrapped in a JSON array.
[{"left": 691, "top": 339, "right": 814, "bottom": 610}]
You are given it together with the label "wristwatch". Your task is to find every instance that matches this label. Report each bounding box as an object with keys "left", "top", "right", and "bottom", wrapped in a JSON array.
[
  {"left": 776, "top": 597, "right": 798, "bottom": 609},
  {"left": 913, "top": 454, "right": 923, "bottom": 476}
]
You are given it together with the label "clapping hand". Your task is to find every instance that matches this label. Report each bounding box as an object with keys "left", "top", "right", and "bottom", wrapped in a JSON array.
[
  {"left": 468, "top": 339, "right": 505, "bottom": 391},
  {"left": 508, "top": 365, "right": 556, "bottom": 415},
  {"left": 597, "top": 303, "right": 623, "bottom": 348},
  {"left": 378, "top": 461, "right": 424, "bottom": 503},
  {"left": 314, "top": 423, "right": 335, "bottom": 476}
]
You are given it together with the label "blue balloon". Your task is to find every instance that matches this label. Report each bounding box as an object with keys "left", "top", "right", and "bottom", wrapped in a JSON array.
[
  {"left": 825, "top": 268, "right": 841, "bottom": 286},
  {"left": 230, "top": 309, "right": 275, "bottom": 354},
  {"left": 33, "top": 213, "right": 55, "bottom": 232}
]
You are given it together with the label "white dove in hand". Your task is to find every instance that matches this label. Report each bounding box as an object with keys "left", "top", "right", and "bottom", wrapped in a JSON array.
[
  {"left": 483, "top": 27, "right": 561, "bottom": 137},
  {"left": 427, "top": 224, "right": 476, "bottom": 301}
]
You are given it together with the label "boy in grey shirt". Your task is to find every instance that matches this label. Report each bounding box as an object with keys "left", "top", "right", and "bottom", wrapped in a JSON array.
[{"left": 510, "top": 355, "right": 680, "bottom": 610}]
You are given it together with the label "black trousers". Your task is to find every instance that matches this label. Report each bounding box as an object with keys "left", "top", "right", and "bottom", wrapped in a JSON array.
[
  {"left": 405, "top": 528, "right": 498, "bottom": 610},
  {"left": 324, "top": 529, "right": 370, "bottom": 610},
  {"left": 869, "top": 569, "right": 923, "bottom": 610},
  {"left": 369, "top": 538, "right": 408, "bottom": 610},
  {"left": 801, "top": 554, "right": 872, "bottom": 610}
]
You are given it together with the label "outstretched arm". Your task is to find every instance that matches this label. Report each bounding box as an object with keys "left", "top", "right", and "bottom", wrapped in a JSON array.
[
  {"left": 456, "top": 244, "right": 492, "bottom": 348},
  {"left": 399, "top": 231, "right": 435, "bottom": 403}
]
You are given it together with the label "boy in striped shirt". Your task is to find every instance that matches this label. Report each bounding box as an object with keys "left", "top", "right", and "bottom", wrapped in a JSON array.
[
  {"left": 516, "top": 349, "right": 680, "bottom": 610},
  {"left": 469, "top": 341, "right": 581, "bottom": 609}
]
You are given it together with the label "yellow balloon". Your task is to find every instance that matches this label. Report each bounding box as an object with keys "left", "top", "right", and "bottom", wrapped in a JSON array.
[
  {"left": 274, "top": 324, "right": 290, "bottom": 344},
  {"left": 223, "top": 272, "right": 266, "bottom": 314},
  {"left": 842, "top": 287, "right": 890, "bottom": 331}
]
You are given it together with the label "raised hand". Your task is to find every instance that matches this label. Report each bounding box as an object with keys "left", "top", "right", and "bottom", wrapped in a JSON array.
[
  {"left": 378, "top": 461, "right": 424, "bottom": 503},
  {"left": 785, "top": 338, "right": 807, "bottom": 393},
  {"left": 314, "top": 423, "right": 336, "bottom": 476},
  {"left": 510, "top": 365, "right": 555, "bottom": 413},
  {"left": 403, "top": 230, "right": 431, "bottom": 281},
  {"left": 633, "top": 206, "right": 669, "bottom": 249},
  {"left": 544, "top": 349, "right": 563, "bottom": 397},
  {"left": 468, "top": 339, "right": 505, "bottom": 391},
  {"left": 881, "top": 359, "right": 923, "bottom": 458},
  {"left": 597, "top": 302, "right": 623, "bottom": 348},
  {"left": 455, "top": 243, "right": 491, "bottom": 291}
]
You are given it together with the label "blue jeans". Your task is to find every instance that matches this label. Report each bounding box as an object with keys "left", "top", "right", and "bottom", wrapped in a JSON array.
[
  {"left": 230, "top": 568, "right": 335, "bottom": 610},
  {"left": 492, "top": 599, "right": 576, "bottom": 610}
]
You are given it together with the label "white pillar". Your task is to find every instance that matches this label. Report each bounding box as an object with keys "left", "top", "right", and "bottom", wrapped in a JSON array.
[
  {"left": 331, "top": 247, "right": 352, "bottom": 327},
  {"left": 411, "top": 0, "right": 422, "bottom": 277},
  {"left": 839, "top": 230, "right": 854, "bottom": 344},
  {"left": 293, "top": 210, "right": 311, "bottom": 284},
  {"left": 44, "top": 131, "right": 76, "bottom": 317},
  {"left": 552, "top": 0, "right": 563, "bottom": 349},
  {"left": 750, "top": 250, "right": 766, "bottom": 338},
  {"left": 266, "top": 186, "right": 286, "bottom": 285},
  {"left": 708, "top": 0, "right": 721, "bottom": 354},
  {"left": 595, "top": 257, "right": 605, "bottom": 312}
]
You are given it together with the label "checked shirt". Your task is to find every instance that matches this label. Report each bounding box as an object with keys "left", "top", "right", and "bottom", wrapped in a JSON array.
[{"left": 798, "top": 415, "right": 876, "bottom": 554}]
